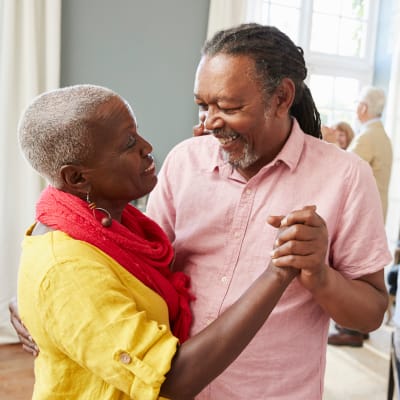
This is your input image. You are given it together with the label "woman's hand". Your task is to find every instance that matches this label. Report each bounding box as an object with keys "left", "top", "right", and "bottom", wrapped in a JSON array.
[
  {"left": 267, "top": 214, "right": 299, "bottom": 282},
  {"left": 193, "top": 115, "right": 206, "bottom": 137},
  {"left": 9, "top": 297, "right": 39, "bottom": 357}
]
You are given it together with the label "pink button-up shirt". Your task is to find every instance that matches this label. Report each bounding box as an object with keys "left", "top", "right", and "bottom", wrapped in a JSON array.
[{"left": 147, "top": 120, "right": 391, "bottom": 399}]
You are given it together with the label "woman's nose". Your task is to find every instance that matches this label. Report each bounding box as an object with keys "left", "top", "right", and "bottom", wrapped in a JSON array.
[{"left": 139, "top": 135, "right": 153, "bottom": 157}]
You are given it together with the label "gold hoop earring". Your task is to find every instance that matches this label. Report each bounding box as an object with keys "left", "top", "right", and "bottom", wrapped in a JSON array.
[{"left": 86, "top": 192, "right": 112, "bottom": 227}]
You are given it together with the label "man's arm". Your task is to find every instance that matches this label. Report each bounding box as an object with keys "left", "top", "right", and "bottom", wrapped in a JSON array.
[{"left": 270, "top": 206, "right": 388, "bottom": 332}]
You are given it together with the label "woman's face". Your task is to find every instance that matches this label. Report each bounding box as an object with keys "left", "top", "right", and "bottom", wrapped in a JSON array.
[
  {"left": 334, "top": 129, "right": 349, "bottom": 149},
  {"left": 82, "top": 97, "right": 157, "bottom": 214}
]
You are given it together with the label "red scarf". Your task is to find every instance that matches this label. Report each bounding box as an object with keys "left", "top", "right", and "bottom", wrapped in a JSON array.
[{"left": 36, "top": 186, "right": 193, "bottom": 343}]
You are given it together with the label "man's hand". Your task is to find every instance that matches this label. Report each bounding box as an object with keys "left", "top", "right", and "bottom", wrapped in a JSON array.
[
  {"left": 9, "top": 297, "right": 39, "bottom": 357},
  {"left": 267, "top": 205, "right": 329, "bottom": 292}
]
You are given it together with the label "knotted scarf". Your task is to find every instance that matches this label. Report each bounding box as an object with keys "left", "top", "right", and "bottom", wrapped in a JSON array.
[{"left": 36, "top": 186, "right": 193, "bottom": 343}]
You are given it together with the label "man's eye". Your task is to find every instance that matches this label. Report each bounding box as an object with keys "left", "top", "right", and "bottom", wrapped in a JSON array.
[
  {"left": 220, "top": 107, "right": 239, "bottom": 114},
  {"left": 127, "top": 135, "right": 136, "bottom": 148},
  {"left": 197, "top": 103, "right": 208, "bottom": 111}
]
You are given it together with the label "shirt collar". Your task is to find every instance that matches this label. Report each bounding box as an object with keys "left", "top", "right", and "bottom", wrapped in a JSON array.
[
  {"left": 271, "top": 118, "right": 305, "bottom": 172},
  {"left": 361, "top": 117, "right": 381, "bottom": 130}
]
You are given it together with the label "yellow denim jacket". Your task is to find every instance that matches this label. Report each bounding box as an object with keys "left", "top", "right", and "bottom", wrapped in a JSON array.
[{"left": 18, "top": 226, "right": 178, "bottom": 399}]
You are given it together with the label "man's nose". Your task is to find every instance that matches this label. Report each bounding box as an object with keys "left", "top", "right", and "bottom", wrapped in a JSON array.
[{"left": 204, "top": 108, "right": 224, "bottom": 131}]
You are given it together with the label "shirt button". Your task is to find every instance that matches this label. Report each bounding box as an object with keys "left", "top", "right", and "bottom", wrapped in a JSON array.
[
  {"left": 221, "top": 276, "right": 228, "bottom": 284},
  {"left": 246, "top": 188, "right": 252, "bottom": 195},
  {"left": 233, "top": 231, "right": 240, "bottom": 238},
  {"left": 119, "top": 352, "right": 132, "bottom": 364}
]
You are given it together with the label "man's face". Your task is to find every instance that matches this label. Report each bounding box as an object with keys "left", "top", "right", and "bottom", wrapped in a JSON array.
[{"left": 194, "top": 54, "right": 287, "bottom": 179}]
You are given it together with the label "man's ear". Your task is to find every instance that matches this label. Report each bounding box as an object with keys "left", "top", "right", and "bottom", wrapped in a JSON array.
[
  {"left": 360, "top": 101, "right": 368, "bottom": 116},
  {"left": 59, "top": 164, "right": 89, "bottom": 192},
  {"left": 275, "top": 78, "right": 295, "bottom": 117}
]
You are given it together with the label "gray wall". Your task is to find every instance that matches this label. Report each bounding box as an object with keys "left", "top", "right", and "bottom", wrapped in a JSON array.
[{"left": 61, "top": 0, "right": 210, "bottom": 167}]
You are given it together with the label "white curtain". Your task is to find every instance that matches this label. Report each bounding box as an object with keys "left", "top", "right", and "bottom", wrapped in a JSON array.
[
  {"left": 207, "top": 0, "right": 249, "bottom": 39},
  {"left": 0, "top": 0, "right": 61, "bottom": 344}
]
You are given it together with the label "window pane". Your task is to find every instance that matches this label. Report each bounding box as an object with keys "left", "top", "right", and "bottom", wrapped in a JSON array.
[
  {"left": 341, "top": 0, "right": 367, "bottom": 19},
  {"left": 339, "top": 19, "right": 366, "bottom": 57},
  {"left": 270, "top": 0, "right": 301, "bottom": 7},
  {"left": 333, "top": 77, "right": 360, "bottom": 110},
  {"left": 310, "top": 75, "right": 361, "bottom": 126},
  {"left": 310, "top": 14, "right": 339, "bottom": 54},
  {"left": 270, "top": 4, "right": 300, "bottom": 43},
  {"left": 332, "top": 110, "right": 354, "bottom": 125},
  {"left": 314, "top": 0, "right": 368, "bottom": 18},
  {"left": 313, "top": 0, "right": 340, "bottom": 14},
  {"left": 318, "top": 108, "right": 331, "bottom": 126},
  {"left": 311, "top": 0, "right": 370, "bottom": 58},
  {"left": 309, "top": 75, "right": 334, "bottom": 109}
]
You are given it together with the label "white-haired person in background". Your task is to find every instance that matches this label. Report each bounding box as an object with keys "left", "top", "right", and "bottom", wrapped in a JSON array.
[{"left": 328, "top": 86, "right": 393, "bottom": 347}]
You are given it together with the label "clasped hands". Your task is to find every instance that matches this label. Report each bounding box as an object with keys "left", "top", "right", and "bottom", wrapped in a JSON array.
[{"left": 267, "top": 205, "right": 329, "bottom": 291}]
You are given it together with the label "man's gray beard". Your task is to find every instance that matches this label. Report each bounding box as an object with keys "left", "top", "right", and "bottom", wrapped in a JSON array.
[{"left": 222, "top": 142, "right": 260, "bottom": 170}]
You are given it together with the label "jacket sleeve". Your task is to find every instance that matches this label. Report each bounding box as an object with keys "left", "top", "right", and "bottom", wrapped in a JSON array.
[{"left": 39, "top": 258, "right": 179, "bottom": 400}]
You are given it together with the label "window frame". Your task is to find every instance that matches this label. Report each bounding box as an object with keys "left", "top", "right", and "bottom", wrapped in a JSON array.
[
  {"left": 297, "top": 0, "right": 381, "bottom": 87},
  {"left": 253, "top": 0, "right": 381, "bottom": 123}
]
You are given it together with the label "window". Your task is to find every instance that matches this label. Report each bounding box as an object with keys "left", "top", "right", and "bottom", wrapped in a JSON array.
[{"left": 247, "top": 0, "right": 380, "bottom": 125}]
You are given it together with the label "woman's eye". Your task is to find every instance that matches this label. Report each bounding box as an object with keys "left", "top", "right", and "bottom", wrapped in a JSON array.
[{"left": 127, "top": 135, "right": 136, "bottom": 148}]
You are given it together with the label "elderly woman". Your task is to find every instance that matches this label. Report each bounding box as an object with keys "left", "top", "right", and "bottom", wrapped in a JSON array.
[
  {"left": 16, "top": 84, "right": 302, "bottom": 399},
  {"left": 321, "top": 121, "right": 355, "bottom": 150}
]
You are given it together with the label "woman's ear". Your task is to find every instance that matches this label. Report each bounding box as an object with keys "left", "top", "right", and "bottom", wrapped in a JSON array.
[
  {"left": 59, "top": 164, "right": 89, "bottom": 192},
  {"left": 275, "top": 78, "right": 295, "bottom": 118}
]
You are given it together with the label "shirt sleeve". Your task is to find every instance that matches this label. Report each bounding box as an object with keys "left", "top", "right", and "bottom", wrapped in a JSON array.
[
  {"left": 329, "top": 157, "right": 392, "bottom": 278},
  {"left": 38, "top": 258, "right": 179, "bottom": 400}
]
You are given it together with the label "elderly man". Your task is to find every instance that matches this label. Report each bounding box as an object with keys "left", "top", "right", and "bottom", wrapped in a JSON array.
[
  {"left": 146, "top": 25, "right": 390, "bottom": 399},
  {"left": 328, "top": 86, "right": 393, "bottom": 347},
  {"left": 350, "top": 86, "right": 393, "bottom": 219}
]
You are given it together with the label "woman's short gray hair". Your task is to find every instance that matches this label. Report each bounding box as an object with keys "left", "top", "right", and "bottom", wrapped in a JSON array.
[{"left": 18, "top": 84, "right": 121, "bottom": 185}]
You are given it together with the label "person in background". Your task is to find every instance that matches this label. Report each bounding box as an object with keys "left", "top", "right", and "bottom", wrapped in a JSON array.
[
  {"left": 321, "top": 120, "right": 355, "bottom": 150},
  {"left": 328, "top": 86, "right": 393, "bottom": 347},
  {"left": 391, "top": 248, "right": 400, "bottom": 394},
  {"left": 147, "top": 24, "right": 390, "bottom": 399},
  {"left": 14, "top": 84, "right": 307, "bottom": 399},
  {"left": 10, "top": 25, "right": 391, "bottom": 399}
]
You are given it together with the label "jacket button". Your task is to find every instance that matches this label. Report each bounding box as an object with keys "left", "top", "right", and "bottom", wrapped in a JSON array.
[{"left": 119, "top": 352, "right": 132, "bottom": 364}]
